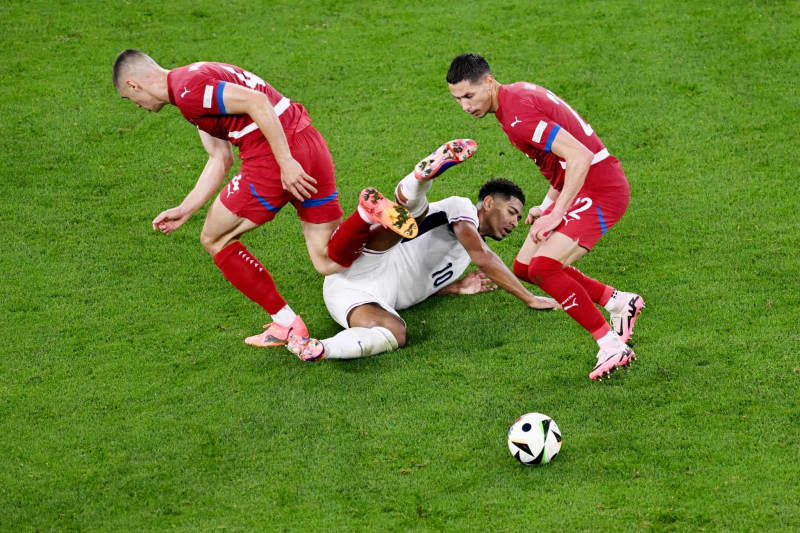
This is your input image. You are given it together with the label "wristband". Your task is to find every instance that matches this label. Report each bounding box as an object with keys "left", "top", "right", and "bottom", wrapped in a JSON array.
[{"left": 539, "top": 195, "right": 554, "bottom": 211}]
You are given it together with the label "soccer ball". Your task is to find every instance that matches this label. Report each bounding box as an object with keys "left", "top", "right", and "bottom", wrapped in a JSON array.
[{"left": 507, "top": 412, "right": 562, "bottom": 465}]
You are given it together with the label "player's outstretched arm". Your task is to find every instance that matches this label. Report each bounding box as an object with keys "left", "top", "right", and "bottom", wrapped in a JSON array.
[
  {"left": 220, "top": 83, "right": 317, "bottom": 201},
  {"left": 453, "top": 221, "right": 557, "bottom": 310},
  {"left": 437, "top": 269, "right": 498, "bottom": 295},
  {"left": 529, "top": 129, "right": 593, "bottom": 243},
  {"left": 153, "top": 131, "right": 233, "bottom": 234}
]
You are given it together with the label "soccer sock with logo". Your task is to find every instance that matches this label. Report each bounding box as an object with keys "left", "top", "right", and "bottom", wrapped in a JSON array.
[
  {"left": 322, "top": 327, "right": 399, "bottom": 359},
  {"left": 563, "top": 266, "right": 615, "bottom": 306},
  {"left": 395, "top": 172, "right": 432, "bottom": 218},
  {"left": 213, "top": 241, "right": 287, "bottom": 315},
  {"left": 327, "top": 209, "right": 373, "bottom": 267},
  {"left": 527, "top": 256, "right": 610, "bottom": 340}
]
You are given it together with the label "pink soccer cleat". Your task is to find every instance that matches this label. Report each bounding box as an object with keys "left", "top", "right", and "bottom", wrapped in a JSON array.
[
  {"left": 287, "top": 334, "right": 326, "bottom": 362},
  {"left": 359, "top": 187, "right": 418, "bottom": 238},
  {"left": 245, "top": 315, "right": 309, "bottom": 348},
  {"left": 589, "top": 344, "right": 636, "bottom": 381},
  {"left": 608, "top": 291, "right": 645, "bottom": 343},
  {"left": 413, "top": 139, "right": 478, "bottom": 180}
]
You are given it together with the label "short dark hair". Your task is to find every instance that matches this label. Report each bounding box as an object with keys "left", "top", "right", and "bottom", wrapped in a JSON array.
[
  {"left": 112, "top": 49, "right": 146, "bottom": 88},
  {"left": 447, "top": 53, "right": 492, "bottom": 84},
  {"left": 478, "top": 178, "right": 525, "bottom": 205}
]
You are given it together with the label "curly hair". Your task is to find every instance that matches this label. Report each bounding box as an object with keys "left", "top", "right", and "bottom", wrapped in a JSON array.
[{"left": 478, "top": 178, "right": 525, "bottom": 205}]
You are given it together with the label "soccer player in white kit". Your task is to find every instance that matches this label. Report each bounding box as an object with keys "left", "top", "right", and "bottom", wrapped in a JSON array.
[{"left": 287, "top": 140, "right": 558, "bottom": 361}]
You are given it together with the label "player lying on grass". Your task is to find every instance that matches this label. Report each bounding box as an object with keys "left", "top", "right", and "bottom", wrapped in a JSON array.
[
  {"left": 286, "top": 139, "right": 558, "bottom": 361},
  {"left": 447, "top": 53, "right": 645, "bottom": 381},
  {"left": 112, "top": 50, "right": 417, "bottom": 348}
]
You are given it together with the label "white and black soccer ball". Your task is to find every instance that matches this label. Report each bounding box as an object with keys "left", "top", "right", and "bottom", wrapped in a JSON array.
[{"left": 507, "top": 412, "right": 562, "bottom": 465}]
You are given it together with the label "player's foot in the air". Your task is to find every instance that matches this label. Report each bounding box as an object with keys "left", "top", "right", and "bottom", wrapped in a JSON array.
[
  {"left": 413, "top": 138, "right": 478, "bottom": 180},
  {"left": 608, "top": 291, "right": 645, "bottom": 343},
  {"left": 359, "top": 187, "right": 418, "bottom": 238},
  {"left": 245, "top": 315, "right": 309, "bottom": 347},
  {"left": 589, "top": 344, "right": 636, "bottom": 381},
  {"left": 287, "top": 334, "right": 326, "bottom": 361}
]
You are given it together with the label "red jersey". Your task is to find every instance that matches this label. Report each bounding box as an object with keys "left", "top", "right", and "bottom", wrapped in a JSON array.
[
  {"left": 495, "top": 82, "right": 608, "bottom": 190},
  {"left": 167, "top": 62, "right": 312, "bottom": 160}
]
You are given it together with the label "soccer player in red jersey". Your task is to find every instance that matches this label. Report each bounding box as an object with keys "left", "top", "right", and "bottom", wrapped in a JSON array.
[
  {"left": 446, "top": 53, "right": 645, "bottom": 380},
  {"left": 112, "top": 50, "right": 416, "bottom": 347}
]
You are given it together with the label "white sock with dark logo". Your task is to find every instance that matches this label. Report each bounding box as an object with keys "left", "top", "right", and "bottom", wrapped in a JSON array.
[{"left": 322, "top": 327, "right": 399, "bottom": 359}]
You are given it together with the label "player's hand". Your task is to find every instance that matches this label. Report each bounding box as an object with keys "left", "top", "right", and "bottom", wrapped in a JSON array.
[
  {"left": 525, "top": 205, "right": 544, "bottom": 225},
  {"left": 528, "top": 295, "right": 559, "bottom": 310},
  {"left": 152, "top": 206, "right": 191, "bottom": 235},
  {"left": 280, "top": 158, "right": 318, "bottom": 201},
  {"left": 458, "top": 269, "right": 498, "bottom": 295},
  {"left": 528, "top": 211, "right": 563, "bottom": 243}
]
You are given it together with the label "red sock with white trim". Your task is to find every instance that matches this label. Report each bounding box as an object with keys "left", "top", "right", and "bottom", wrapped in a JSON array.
[
  {"left": 528, "top": 256, "right": 610, "bottom": 339},
  {"left": 213, "top": 241, "right": 286, "bottom": 314},
  {"left": 563, "top": 266, "right": 615, "bottom": 306},
  {"left": 327, "top": 209, "right": 372, "bottom": 267}
]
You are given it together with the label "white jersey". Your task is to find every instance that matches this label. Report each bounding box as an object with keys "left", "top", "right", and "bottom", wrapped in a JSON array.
[{"left": 323, "top": 196, "right": 478, "bottom": 327}]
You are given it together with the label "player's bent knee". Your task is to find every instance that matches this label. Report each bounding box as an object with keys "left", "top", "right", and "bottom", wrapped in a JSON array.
[
  {"left": 311, "top": 257, "right": 345, "bottom": 276},
  {"left": 200, "top": 230, "right": 226, "bottom": 256}
]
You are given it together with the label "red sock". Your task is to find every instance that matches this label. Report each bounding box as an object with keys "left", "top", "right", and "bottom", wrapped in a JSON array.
[
  {"left": 513, "top": 259, "right": 531, "bottom": 283},
  {"left": 528, "top": 257, "right": 610, "bottom": 339},
  {"left": 327, "top": 209, "right": 371, "bottom": 267},
  {"left": 563, "top": 266, "right": 615, "bottom": 306},
  {"left": 213, "top": 241, "right": 286, "bottom": 315}
]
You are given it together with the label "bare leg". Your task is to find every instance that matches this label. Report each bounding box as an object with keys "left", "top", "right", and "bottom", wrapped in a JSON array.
[
  {"left": 301, "top": 218, "right": 347, "bottom": 276},
  {"left": 200, "top": 195, "right": 259, "bottom": 255},
  {"left": 346, "top": 303, "right": 407, "bottom": 347}
]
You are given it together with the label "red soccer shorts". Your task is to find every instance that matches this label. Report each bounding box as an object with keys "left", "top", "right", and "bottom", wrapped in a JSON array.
[
  {"left": 220, "top": 125, "right": 344, "bottom": 225},
  {"left": 546, "top": 156, "right": 630, "bottom": 250}
]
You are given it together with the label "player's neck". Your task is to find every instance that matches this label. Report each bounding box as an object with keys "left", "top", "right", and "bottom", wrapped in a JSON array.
[
  {"left": 476, "top": 205, "right": 488, "bottom": 236},
  {"left": 489, "top": 80, "right": 500, "bottom": 113},
  {"left": 149, "top": 69, "right": 171, "bottom": 105}
]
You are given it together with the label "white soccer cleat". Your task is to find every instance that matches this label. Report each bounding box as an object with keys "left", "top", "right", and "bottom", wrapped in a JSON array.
[
  {"left": 589, "top": 344, "right": 636, "bottom": 381},
  {"left": 608, "top": 291, "right": 645, "bottom": 343}
]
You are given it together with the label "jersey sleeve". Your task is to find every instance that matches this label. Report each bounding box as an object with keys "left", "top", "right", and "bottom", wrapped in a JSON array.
[{"left": 441, "top": 196, "right": 479, "bottom": 228}]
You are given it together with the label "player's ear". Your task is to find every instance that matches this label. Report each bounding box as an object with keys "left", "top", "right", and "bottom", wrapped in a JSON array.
[{"left": 483, "top": 194, "right": 494, "bottom": 210}]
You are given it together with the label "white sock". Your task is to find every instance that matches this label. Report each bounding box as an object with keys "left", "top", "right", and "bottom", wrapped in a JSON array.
[
  {"left": 396, "top": 172, "right": 432, "bottom": 218},
  {"left": 596, "top": 330, "right": 624, "bottom": 355},
  {"left": 356, "top": 205, "right": 372, "bottom": 223},
  {"left": 322, "top": 327, "right": 399, "bottom": 359},
  {"left": 603, "top": 290, "right": 620, "bottom": 312},
  {"left": 270, "top": 305, "right": 296, "bottom": 327}
]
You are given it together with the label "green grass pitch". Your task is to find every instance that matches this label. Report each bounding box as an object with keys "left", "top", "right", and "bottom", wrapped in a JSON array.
[{"left": 1, "top": 0, "right": 799, "bottom": 530}]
